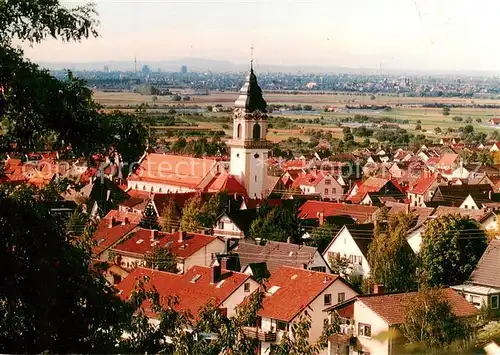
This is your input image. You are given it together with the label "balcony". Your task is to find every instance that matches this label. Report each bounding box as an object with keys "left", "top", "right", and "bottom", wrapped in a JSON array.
[
  {"left": 241, "top": 326, "right": 277, "bottom": 342},
  {"left": 213, "top": 229, "right": 244, "bottom": 239}
]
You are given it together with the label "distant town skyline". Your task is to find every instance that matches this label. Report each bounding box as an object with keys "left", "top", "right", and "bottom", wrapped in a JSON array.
[{"left": 18, "top": 0, "right": 500, "bottom": 73}]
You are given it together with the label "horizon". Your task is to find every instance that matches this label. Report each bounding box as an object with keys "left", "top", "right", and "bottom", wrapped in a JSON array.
[{"left": 18, "top": 0, "right": 500, "bottom": 75}]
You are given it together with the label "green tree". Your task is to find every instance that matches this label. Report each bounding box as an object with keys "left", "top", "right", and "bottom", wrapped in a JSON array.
[
  {"left": 160, "top": 199, "right": 178, "bottom": 232},
  {"left": 180, "top": 195, "right": 203, "bottom": 232},
  {"left": 199, "top": 192, "right": 225, "bottom": 228},
  {"left": 367, "top": 212, "right": 418, "bottom": 292},
  {"left": 399, "top": 287, "right": 472, "bottom": 352},
  {"left": 434, "top": 127, "right": 442, "bottom": 134},
  {"left": 249, "top": 204, "right": 299, "bottom": 243},
  {"left": 309, "top": 222, "right": 338, "bottom": 253},
  {"left": 477, "top": 151, "right": 493, "bottom": 166},
  {"left": 415, "top": 123, "right": 422, "bottom": 131},
  {"left": 140, "top": 202, "right": 160, "bottom": 230},
  {"left": 442, "top": 107, "right": 451, "bottom": 116},
  {"left": 0, "top": 186, "right": 130, "bottom": 353},
  {"left": 269, "top": 313, "right": 339, "bottom": 355},
  {"left": 420, "top": 214, "right": 487, "bottom": 287},
  {"left": 144, "top": 246, "right": 178, "bottom": 273}
]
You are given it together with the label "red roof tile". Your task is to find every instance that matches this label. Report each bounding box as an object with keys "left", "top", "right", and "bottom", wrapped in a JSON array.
[
  {"left": 408, "top": 174, "right": 438, "bottom": 194},
  {"left": 117, "top": 266, "right": 251, "bottom": 319},
  {"left": 298, "top": 201, "right": 377, "bottom": 223},
  {"left": 92, "top": 222, "right": 138, "bottom": 256},
  {"left": 292, "top": 171, "right": 331, "bottom": 188},
  {"left": 357, "top": 288, "right": 478, "bottom": 325},
  {"left": 129, "top": 153, "right": 218, "bottom": 189},
  {"left": 112, "top": 229, "right": 221, "bottom": 259},
  {"left": 205, "top": 172, "right": 247, "bottom": 195},
  {"left": 258, "top": 266, "right": 339, "bottom": 322}
]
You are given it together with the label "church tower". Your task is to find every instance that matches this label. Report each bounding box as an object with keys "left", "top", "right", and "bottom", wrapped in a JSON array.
[{"left": 229, "top": 64, "right": 270, "bottom": 198}]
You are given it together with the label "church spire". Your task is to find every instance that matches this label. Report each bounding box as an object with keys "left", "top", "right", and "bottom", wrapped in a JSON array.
[{"left": 234, "top": 62, "right": 267, "bottom": 113}]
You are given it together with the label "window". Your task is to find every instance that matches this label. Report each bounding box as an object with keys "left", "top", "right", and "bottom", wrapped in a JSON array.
[
  {"left": 492, "top": 295, "right": 499, "bottom": 309},
  {"left": 325, "top": 188, "right": 329, "bottom": 195},
  {"left": 358, "top": 323, "right": 372, "bottom": 337},
  {"left": 325, "top": 179, "right": 331, "bottom": 185},
  {"left": 218, "top": 222, "right": 224, "bottom": 229},
  {"left": 338, "top": 292, "right": 345, "bottom": 303},
  {"left": 253, "top": 123, "right": 261, "bottom": 140},
  {"left": 332, "top": 188, "right": 337, "bottom": 195},
  {"left": 237, "top": 123, "right": 242, "bottom": 139},
  {"left": 324, "top": 293, "right": 332, "bottom": 306},
  {"left": 244, "top": 282, "right": 251, "bottom": 293},
  {"left": 277, "top": 321, "right": 287, "bottom": 331},
  {"left": 469, "top": 295, "right": 481, "bottom": 307},
  {"left": 254, "top": 175, "right": 257, "bottom": 182}
]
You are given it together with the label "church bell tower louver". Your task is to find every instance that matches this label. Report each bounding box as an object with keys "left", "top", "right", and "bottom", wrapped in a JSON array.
[{"left": 229, "top": 63, "right": 271, "bottom": 198}]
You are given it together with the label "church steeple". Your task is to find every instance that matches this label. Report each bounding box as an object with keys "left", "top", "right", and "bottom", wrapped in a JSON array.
[{"left": 234, "top": 65, "right": 267, "bottom": 113}]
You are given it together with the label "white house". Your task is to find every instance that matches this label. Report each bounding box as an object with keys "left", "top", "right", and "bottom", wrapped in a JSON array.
[
  {"left": 213, "top": 209, "right": 257, "bottom": 240},
  {"left": 452, "top": 240, "right": 500, "bottom": 310},
  {"left": 324, "top": 288, "right": 478, "bottom": 355},
  {"left": 244, "top": 266, "right": 358, "bottom": 354},
  {"left": 291, "top": 170, "right": 344, "bottom": 201},
  {"left": 322, "top": 224, "right": 374, "bottom": 277}
]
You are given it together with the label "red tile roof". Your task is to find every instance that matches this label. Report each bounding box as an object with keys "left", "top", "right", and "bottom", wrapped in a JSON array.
[
  {"left": 346, "top": 177, "right": 401, "bottom": 204},
  {"left": 117, "top": 266, "right": 251, "bottom": 319},
  {"left": 205, "top": 172, "right": 247, "bottom": 195},
  {"left": 104, "top": 209, "right": 143, "bottom": 224},
  {"left": 437, "top": 153, "right": 459, "bottom": 168},
  {"left": 292, "top": 170, "right": 331, "bottom": 188},
  {"left": 357, "top": 288, "right": 478, "bottom": 325},
  {"left": 258, "top": 266, "right": 339, "bottom": 322},
  {"left": 298, "top": 200, "right": 377, "bottom": 223},
  {"left": 112, "top": 229, "right": 221, "bottom": 259},
  {"left": 129, "top": 153, "right": 218, "bottom": 189},
  {"left": 92, "top": 222, "right": 138, "bottom": 256},
  {"left": 408, "top": 174, "right": 438, "bottom": 194}
]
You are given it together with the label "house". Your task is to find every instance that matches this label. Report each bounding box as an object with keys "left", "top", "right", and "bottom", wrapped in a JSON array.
[
  {"left": 213, "top": 208, "right": 258, "bottom": 239},
  {"left": 407, "top": 174, "right": 440, "bottom": 207},
  {"left": 452, "top": 240, "right": 500, "bottom": 310},
  {"left": 490, "top": 118, "right": 500, "bottom": 127},
  {"left": 127, "top": 153, "right": 221, "bottom": 194},
  {"left": 117, "top": 264, "right": 260, "bottom": 320},
  {"left": 491, "top": 142, "right": 500, "bottom": 152},
  {"left": 322, "top": 224, "right": 375, "bottom": 277},
  {"left": 111, "top": 229, "right": 226, "bottom": 273},
  {"left": 436, "top": 153, "right": 460, "bottom": 174},
  {"left": 346, "top": 177, "right": 403, "bottom": 205},
  {"left": 92, "top": 217, "right": 139, "bottom": 261},
  {"left": 298, "top": 200, "right": 378, "bottom": 224},
  {"left": 291, "top": 170, "right": 344, "bottom": 201},
  {"left": 234, "top": 240, "right": 330, "bottom": 274},
  {"left": 246, "top": 266, "right": 358, "bottom": 354},
  {"left": 431, "top": 184, "right": 492, "bottom": 208},
  {"left": 324, "top": 288, "right": 478, "bottom": 355}
]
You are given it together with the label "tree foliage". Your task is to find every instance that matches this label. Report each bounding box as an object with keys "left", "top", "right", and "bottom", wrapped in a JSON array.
[
  {"left": 160, "top": 198, "right": 178, "bottom": 232},
  {"left": 140, "top": 202, "right": 160, "bottom": 230},
  {"left": 144, "top": 245, "right": 178, "bottom": 273},
  {"left": 180, "top": 195, "right": 203, "bottom": 232},
  {"left": 249, "top": 203, "right": 299, "bottom": 242},
  {"left": 419, "top": 214, "right": 487, "bottom": 287},
  {"left": 308, "top": 222, "right": 338, "bottom": 253},
  {"left": 400, "top": 287, "right": 472, "bottom": 352},
  {"left": 368, "top": 212, "right": 418, "bottom": 292}
]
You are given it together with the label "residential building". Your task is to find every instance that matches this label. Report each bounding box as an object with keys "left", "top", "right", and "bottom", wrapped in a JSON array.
[
  {"left": 430, "top": 184, "right": 492, "bottom": 208},
  {"left": 452, "top": 240, "right": 500, "bottom": 310},
  {"left": 346, "top": 177, "right": 403, "bottom": 205},
  {"left": 92, "top": 217, "right": 139, "bottom": 261},
  {"left": 111, "top": 229, "right": 225, "bottom": 273},
  {"left": 234, "top": 240, "right": 330, "bottom": 274},
  {"left": 322, "top": 224, "right": 374, "bottom": 277},
  {"left": 245, "top": 266, "right": 358, "bottom": 354},
  {"left": 324, "top": 288, "right": 478, "bottom": 355},
  {"left": 407, "top": 174, "right": 440, "bottom": 207},
  {"left": 213, "top": 208, "right": 258, "bottom": 239},
  {"left": 298, "top": 201, "right": 378, "bottom": 224},
  {"left": 117, "top": 264, "right": 259, "bottom": 320},
  {"left": 291, "top": 170, "right": 344, "bottom": 201}
]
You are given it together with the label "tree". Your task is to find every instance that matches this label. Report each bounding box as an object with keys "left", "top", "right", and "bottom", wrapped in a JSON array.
[
  {"left": 160, "top": 199, "right": 178, "bottom": 232},
  {"left": 180, "top": 195, "right": 203, "bottom": 232},
  {"left": 199, "top": 192, "right": 225, "bottom": 228},
  {"left": 0, "top": 186, "right": 130, "bottom": 353},
  {"left": 140, "top": 202, "right": 160, "bottom": 230},
  {"left": 144, "top": 246, "right": 178, "bottom": 273},
  {"left": 367, "top": 212, "right": 417, "bottom": 292},
  {"left": 400, "top": 287, "right": 471, "bottom": 352},
  {"left": 434, "top": 127, "right": 442, "bottom": 134},
  {"left": 419, "top": 214, "right": 487, "bottom": 287},
  {"left": 442, "top": 107, "right": 451, "bottom": 116},
  {"left": 269, "top": 313, "right": 339, "bottom": 355},
  {"left": 415, "top": 123, "right": 422, "bottom": 131},
  {"left": 477, "top": 151, "right": 493, "bottom": 165},
  {"left": 249, "top": 204, "right": 299, "bottom": 243},
  {"left": 309, "top": 222, "right": 338, "bottom": 253}
]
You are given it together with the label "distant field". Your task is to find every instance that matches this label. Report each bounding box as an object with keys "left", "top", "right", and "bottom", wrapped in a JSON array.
[{"left": 93, "top": 90, "right": 500, "bottom": 140}]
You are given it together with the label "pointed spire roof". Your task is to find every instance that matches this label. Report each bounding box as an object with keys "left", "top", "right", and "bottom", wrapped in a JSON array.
[{"left": 234, "top": 64, "right": 267, "bottom": 113}]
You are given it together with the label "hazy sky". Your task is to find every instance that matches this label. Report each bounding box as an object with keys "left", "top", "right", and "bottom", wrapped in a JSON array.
[{"left": 19, "top": 0, "right": 500, "bottom": 71}]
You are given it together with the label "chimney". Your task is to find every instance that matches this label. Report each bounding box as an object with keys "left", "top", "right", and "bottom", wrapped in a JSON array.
[
  {"left": 287, "top": 236, "right": 292, "bottom": 244},
  {"left": 122, "top": 217, "right": 129, "bottom": 225},
  {"left": 108, "top": 217, "right": 116, "bottom": 228},
  {"left": 171, "top": 227, "right": 177, "bottom": 233},
  {"left": 224, "top": 239, "right": 231, "bottom": 254},
  {"left": 374, "top": 284, "right": 385, "bottom": 294},
  {"left": 318, "top": 212, "right": 325, "bottom": 226},
  {"left": 150, "top": 229, "right": 158, "bottom": 240},
  {"left": 211, "top": 263, "right": 221, "bottom": 284},
  {"left": 178, "top": 230, "right": 187, "bottom": 243},
  {"left": 221, "top": 257, "right": 229, "bottom": 270}
]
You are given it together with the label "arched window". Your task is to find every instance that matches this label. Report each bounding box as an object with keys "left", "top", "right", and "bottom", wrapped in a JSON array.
[
  {"left": 237, "top": 123, "right": 242, "bottom": 139},
  {"left": 253, "top": 123, "right": 261, "bottom": 141}
]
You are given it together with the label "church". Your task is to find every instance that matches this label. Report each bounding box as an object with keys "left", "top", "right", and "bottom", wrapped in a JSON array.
[{"left": 127, "top": 64, "right": 272, "bottom": 199}]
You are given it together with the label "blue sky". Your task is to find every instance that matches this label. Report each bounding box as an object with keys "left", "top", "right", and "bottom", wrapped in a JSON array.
[{"left": 20, "top": 0, "right": 500, "bottom": 71}]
